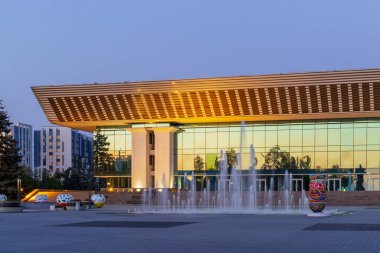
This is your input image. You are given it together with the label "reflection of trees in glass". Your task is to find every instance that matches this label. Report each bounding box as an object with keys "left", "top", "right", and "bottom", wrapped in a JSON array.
[
  {"left": 261, "top": 145, "right": 311, "bottom": 169},
  {"left": 356, "top": 164, "right": 365, "bottom": 191},
  {"left": 290, "top": 155, "right": 312, "bottom": 169},
  {"left": 93, "top": 130, "right": 110, "bottom": 173},
  {"left": 262, "top": 145, "right": 283, "bottom": 169},
  {"left": 114, "top": 150, "right": 131, "bottom": 174},
  {"left": 214, "top": 149, "right": 238, "bottom": 173},
  {"left": 93, "top": 130, "right": 132, "bottom": 176},
  {"left": 194, "top": 155, "right": 204, "bottom": 171},
  {"left": 226, "top": 149, "right": 238, "bottom": 170}
]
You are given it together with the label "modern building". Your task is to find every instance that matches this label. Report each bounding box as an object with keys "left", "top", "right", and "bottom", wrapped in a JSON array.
[
  {"left": 32, "top": 69, "right": 380, "bottom": 189},
  {"left": 33, "top": 130, "right": 41, "bottom": 170},
  {"left": 34, "top": 126, "right": 93, "bottom": 175},
  {"left": 10, "top": 123, "right": 33, "bottom": 169}
]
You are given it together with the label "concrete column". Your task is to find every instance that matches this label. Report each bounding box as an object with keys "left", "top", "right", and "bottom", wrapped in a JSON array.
[
  {"left": 130, "top": 128, "right": 150, "bottom": 188},
  {"left": 153, "top": 127, "right": 178, "bottom": 188}
]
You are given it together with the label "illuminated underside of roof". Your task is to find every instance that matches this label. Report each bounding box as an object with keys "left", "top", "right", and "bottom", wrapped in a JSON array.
[{"left": 32, "top": 69, "right": 380, "bottom": 132}]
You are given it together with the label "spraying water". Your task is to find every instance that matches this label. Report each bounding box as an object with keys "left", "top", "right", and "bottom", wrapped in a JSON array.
[{"left": 140, "top": 122, "right": 309, "bottom": 214}]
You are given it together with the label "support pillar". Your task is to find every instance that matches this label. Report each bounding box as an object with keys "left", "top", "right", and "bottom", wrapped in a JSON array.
[
  {"left": 153, "top": 127, "right": 177, "bottom": 188},
  {"left": 130, "top": 128, "right": 150, "bottom": 188}
]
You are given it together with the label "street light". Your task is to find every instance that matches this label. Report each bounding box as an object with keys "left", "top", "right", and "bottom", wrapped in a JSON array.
[{"left": 17, "top": 176, "right": 21, "bottom": 204}]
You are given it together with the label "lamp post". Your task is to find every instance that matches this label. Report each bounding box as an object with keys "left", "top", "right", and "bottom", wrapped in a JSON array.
[
  {"left": 83, "top": 159, "right": 92, "bottom": 209},
  {"left": 17, "top": 176, "right": 21, "bottom": 204},
  {"left": 88, "top": 164, "right": 92, "bottom": 209}
]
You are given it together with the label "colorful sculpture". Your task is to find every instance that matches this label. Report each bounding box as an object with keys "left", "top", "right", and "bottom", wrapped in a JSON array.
[
  {"left": 91, "top": 194, "right": 105, "bottom": 208},
  {"left": 56, "top": 194, "right": 73, "bottom": 208},
  {"left": 34, "top": 194, "right": 49, "bottom": 203},
  {"left": 308, "top": 175, "right": 327, "bottom": 213},
  {"left": 0, "top": 194, "right": 7, "bottom": 202}
]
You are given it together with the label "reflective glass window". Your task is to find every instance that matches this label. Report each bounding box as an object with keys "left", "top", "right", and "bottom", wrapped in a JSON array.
[
  {"left": 341, "top": 151, "right": 354, "bottom": 168},
  {"left": 177, "top": 155, "right": 183, "bottom": 170},
  {"left": 114, "top": 135, "right": 126, "bottom": 151},
  {"left": 290, "top": 130, "right": 302, "bottom": 147},
  {"left": 229, "top": 131, "right": 241, "bottom": 149},
  {"left": 303, "top": 130, "right": 314, "bottom": 147},
  {"left": 182, "top": 155, "right": 194, "bottom": 171},
  {"left": 278, "top": 130, "right": 290, "bottom": 147},
  {"left": 367, "top": 151, "right": 380, "bottom": 169},
  {"left": 354, "top": 151, "right": 366, "bottom": 168},
  {"left": 315, "top": 129, "right": 327, "bottom": 146},
  {"left": 314, "top": 152, "right": 327, "bottom": 169},
  {"left": 328, "top": 129, "right": 340, "bottom": 146},
  {"left": 176, "top": 132, "right": 183, "bottom": 150},
  {"left": 173, "top": 118, "right": 380, "bottom": 171},
  {"left": 354, "top": 128, "right": 367, "bottom": 146},
  {"left": 265, "top": 131, "right": 277, "bottom": 148},
  {"left": 218, "top": 131, "right": 230, "bottom": 149},
  {"left": 367, "top": 128, "right": 380, "bottom": 145},
  {"left": 253, "top": 131, "right": 265, "bottom": 148},
  {"left": 205, "top": 132, "right": 217, "bottom": 149},
  {"left": 205, "top": 153, "right": 218, "bottom": 170},
  {"left": 182, "top": 132, "right": 194, "bottom": 149},
  {"left": 194, "top": 132, "right": 205, "bottom": 149},
  {"left": 341, "top": 128, "right": 353, "bottom": 146},
  {"left": 244, "top": 131, "right": 253, "bottom": 148}
]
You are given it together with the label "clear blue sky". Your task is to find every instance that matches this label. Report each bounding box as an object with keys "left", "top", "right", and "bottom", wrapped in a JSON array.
[{"left": 1, "top": 0, "right": 380, "bottom": 131}]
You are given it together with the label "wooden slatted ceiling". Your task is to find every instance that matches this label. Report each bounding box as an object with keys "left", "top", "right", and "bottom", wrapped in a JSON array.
[{"left": 32, "top": 69, "right": 380, "bottom": 132}]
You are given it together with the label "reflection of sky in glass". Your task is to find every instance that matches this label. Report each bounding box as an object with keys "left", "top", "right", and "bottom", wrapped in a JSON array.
[{"left": 175, "top": 119, "right": 380, "bottom": 172}]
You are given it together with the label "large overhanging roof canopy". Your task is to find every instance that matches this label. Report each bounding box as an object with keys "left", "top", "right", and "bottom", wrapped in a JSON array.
[{"left": 32, "top": 69, "right": 380, "bottom": 132}]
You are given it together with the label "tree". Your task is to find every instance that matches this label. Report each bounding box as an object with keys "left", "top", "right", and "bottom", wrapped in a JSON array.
[
  {"left": 356, "top": 164, "right": 365, "bottom": 191},
  {"left": 0, "top": 100, "right": 24, "bottom": 199},
  {"left": 261, "top": 145, "right": 284, "bottom": 170},
  {"left": 20, "top": 166, "right": 39, "bottom": 196},
  {"left": 261, "top": 145, "right": 312, "bottom": 170},
  {"left": 93, "top": 130, "right": 110, "bottom": 173},
  {"left": 299, "top": 155, "right": 311, "bottom": 169},
  {"left": 194, "top": 155, "right": 205, "bottom": 171},
  {"left": 214, "top": 156, "right": 219, "bottom": 170},
  {"left": 62, "top": 156, "right": 90, "bottom": 190},
  {"left": 225, "top": 149, "right": 238, "bottom": 174},
  {"left": 93, "top": 130, "right": 110, "bottom": 190},
  {"left": 214, "top": 149, "right": 239, "bottom": 174}
]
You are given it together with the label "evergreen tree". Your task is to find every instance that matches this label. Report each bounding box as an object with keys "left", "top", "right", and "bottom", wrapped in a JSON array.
[
  {"left": 62, "top": 156, "right": 89, "bottom": 190},
  {"left": 194, "top": 155, "right": 205, "bottom": 171},
  {"left": 0, "top": 100, "right": 24, "bottom": 199},
  {"left": 93, "top": 129, "right": 110, "bottom": 173},
  {"left": 225, "top": 149, "right": 238, "bottom": 174}
]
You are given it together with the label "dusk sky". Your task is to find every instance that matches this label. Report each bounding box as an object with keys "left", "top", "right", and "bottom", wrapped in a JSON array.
[{"left": 1, "top": 1, "right": 380, "bottom": 131}]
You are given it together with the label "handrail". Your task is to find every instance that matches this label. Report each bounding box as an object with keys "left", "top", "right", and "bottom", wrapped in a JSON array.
[{"left": 21, "top": 188, "right": 40, "bottom": 202}]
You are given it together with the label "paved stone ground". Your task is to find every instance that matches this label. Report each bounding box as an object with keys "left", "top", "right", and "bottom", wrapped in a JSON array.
[{"left": 1, "top": 206, "right": 380, "bottom": 253}]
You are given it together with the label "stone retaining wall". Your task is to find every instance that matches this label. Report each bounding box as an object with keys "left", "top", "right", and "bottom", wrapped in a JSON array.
[{"left": 102, "top": 191, "right": 380, "bottom": 206}]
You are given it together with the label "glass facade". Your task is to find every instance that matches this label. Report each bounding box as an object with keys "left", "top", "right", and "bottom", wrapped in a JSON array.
[
  {"left": 175, "top": 118, "right": 380, "bottom": 173},
  {"left": 94, "top": 126, "right": 132, "bottom": 178}
]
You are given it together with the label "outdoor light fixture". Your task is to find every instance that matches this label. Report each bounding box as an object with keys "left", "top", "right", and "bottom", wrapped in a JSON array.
[{"left": 17, "top": 177, "right": 21, "bottom": 203}]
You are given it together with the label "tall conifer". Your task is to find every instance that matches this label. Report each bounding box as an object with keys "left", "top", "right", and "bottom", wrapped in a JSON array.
[{"left": 0, "top": 100, "right": 23, "bottom": 198}]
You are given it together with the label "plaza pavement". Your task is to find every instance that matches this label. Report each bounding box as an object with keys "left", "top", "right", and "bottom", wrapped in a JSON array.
[{"left": 1, "top": 206, "right": 380, "bottom": 253}]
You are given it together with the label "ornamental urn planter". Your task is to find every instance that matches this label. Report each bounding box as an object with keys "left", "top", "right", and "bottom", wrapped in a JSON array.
[
  {"left": 0, "top": 194, "right": 7, "bottom": 202},
  {"left": 91, "top": 194, "right": 105, "bottom": 208},
  {"left": 56, "top": 194, "right": 73, "bottom": 209},
  {"left": 34, "top": 194, "right": 49, "bottom": 203},
  {"left": 308, "top": 175, "right": 327, "bottom": 213}
]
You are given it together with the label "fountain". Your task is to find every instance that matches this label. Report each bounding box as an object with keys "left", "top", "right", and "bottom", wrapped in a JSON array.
[{"left": 138, "top": 121, "right": 314, "bottom": 215}]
